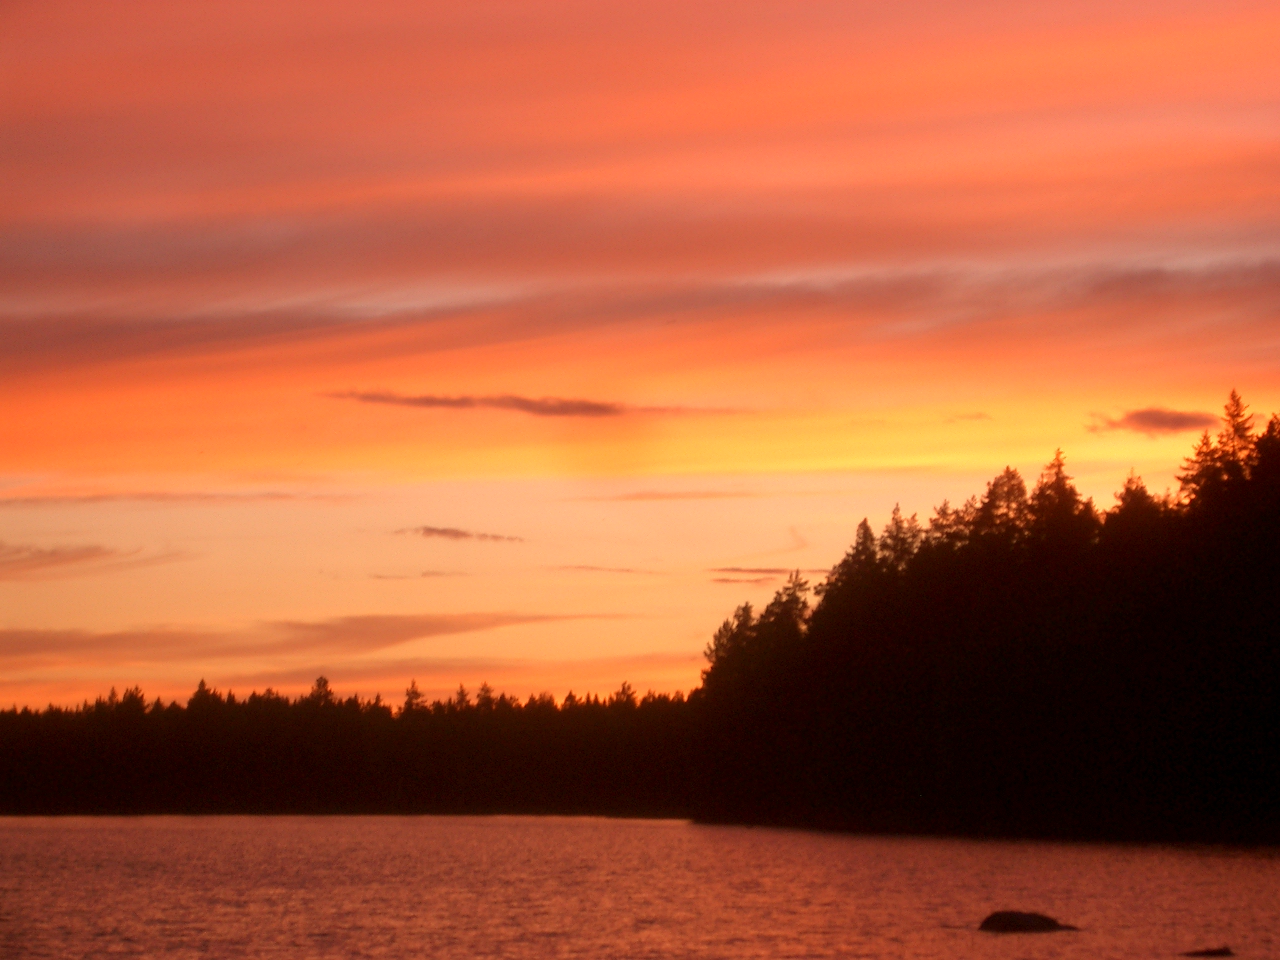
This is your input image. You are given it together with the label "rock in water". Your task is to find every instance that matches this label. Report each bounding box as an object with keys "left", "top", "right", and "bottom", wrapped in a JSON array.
[
  {"left": 1181, "top": 948, "right": 1233, "bottom": 957},
  {"left": 979, "top": 911, "right": 1078, "bottom": 933}
]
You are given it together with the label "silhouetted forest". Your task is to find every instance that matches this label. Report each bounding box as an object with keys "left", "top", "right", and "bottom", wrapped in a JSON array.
[
  {"left": 0, "top": 680, "right": 694, "bottom": 816},
  {"left": 697, "top": 394, "right": 1280, "bottom": 841},
  {"left": 3, "top": 392, "right": 1278, "bottom": 841}
]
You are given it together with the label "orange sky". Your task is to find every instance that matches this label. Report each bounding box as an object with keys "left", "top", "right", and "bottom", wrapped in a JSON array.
[{"left": 2, "top": 0, "right": 1279, "bottom": 707}]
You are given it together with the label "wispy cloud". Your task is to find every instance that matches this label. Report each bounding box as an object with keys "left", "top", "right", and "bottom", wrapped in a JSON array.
[
  {"left": 10, "top": 259, "right": 1279, "bottom": 378},
  {"left": 262, "top": 613, "right": 553, "bottom": 653},
  {"left": 710, "top": 576, "right": 775, "bottom": 585},
  {"left": 947, "top": 412, "right": 992, "bottom": 423},
  {"left": 0, "top": 542, "right": 187, "bottom": 580},
  {"left": 0, "top": 543, "right": 115, "bottom": 579},
  {"left": 0, "top": 627, "right": 210, "bottom": 669},
  {"left": 1087, "top": 407, "right": 1218, "bottom": 436},
  {"left": 0, "top": 612, "right": 573, "bottom": 670},
  {"left": 399, "top": 526, "right": 523, "bottom": 543}
]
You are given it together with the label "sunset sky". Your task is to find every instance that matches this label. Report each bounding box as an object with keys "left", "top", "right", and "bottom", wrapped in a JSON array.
[{"left": 3, "top": 0, "right": 1279, "bottom": 707}]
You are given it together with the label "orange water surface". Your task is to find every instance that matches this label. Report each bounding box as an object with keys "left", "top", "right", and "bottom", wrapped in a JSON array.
[{"left": 1, "top": 816, "right": 1276, "bottom": 959}]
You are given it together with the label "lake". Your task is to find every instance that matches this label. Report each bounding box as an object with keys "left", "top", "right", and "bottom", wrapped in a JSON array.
[{"left": 1, "top": 816, "right": 1276, "bottom": 959}]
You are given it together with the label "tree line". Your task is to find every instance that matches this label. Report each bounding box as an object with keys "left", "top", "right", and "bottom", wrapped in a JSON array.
[
  {"left": 2, "top": 392, "right": 1277, "bottom": 840},
  {"left": 0, "top": 677, "right": 694, "bottom": 816}
]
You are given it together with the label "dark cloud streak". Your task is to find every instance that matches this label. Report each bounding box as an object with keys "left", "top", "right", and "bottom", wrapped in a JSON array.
[
  {"left": 1088, "top": 407, "right": 1218, "bottom": 436},
  {"left": 327, "top": 390, "right": 720, "bottom": 418},
  {"left": 330, "top": 390, "right": 625, "bottom": 417}
]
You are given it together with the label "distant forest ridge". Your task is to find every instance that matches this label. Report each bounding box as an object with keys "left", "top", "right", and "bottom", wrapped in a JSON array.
[{"left": 3, "top": 392, "right": 1278, "bottom": 841}]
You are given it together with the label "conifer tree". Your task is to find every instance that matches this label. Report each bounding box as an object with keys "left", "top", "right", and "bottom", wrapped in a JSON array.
[
  {"left": 878, "top": 505, "right": 923, "bottom": 570},
  {"left": 1029, "top": 450, "right": 1099, "bottom": 546},
  {"left": 1217, "top": 389, "right": 1255, "bottom": 481},
  {"left": 972, "top": 467, "right": 1028, "bottom": 541}
]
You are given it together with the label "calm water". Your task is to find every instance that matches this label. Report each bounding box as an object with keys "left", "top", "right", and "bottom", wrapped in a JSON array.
[{"left": 0, "top": 816, "right": 1276, "bottom": 959}]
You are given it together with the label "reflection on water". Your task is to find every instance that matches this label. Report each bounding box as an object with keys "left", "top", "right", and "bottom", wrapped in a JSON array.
[{"left": 1, "top": 816, "right": 1276, "bottom": 959}]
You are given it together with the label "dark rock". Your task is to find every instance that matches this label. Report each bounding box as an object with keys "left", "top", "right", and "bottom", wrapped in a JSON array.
[
  {"left": 1181, "top": 948, "right": 1233, "bottom": 957},
  {"left": 979, "top": 911, "right": 1078, "bottom": 933}
]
